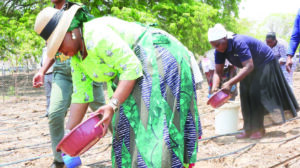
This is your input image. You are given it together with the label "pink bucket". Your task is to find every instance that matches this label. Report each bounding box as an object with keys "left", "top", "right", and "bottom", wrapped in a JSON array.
[
  {"left": 207, "top": 89, "right": 231, "bottom": 108},
  {"left": 56, "top": 115, "right": 103, "bottom": 156}
]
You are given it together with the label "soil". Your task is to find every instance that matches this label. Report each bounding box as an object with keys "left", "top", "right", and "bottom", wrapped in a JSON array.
[{"left": 1, "top": 72, "right": 300, "bottom": 168}]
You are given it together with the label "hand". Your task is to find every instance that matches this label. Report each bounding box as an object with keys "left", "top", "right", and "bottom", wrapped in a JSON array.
[
  {"left": 279, "top": 61, "right": 285, "bottom": 65},
  {"left": 93, "top": 104, "right": 114, "bottom": 137},
  {"left": 286, "top": 55, "right": 293, "bottom": 73},
  {"left": 221, "top": 81, "right": 233, "bottom": 93},
  {"left": 32, "top": 71, "right": 44, "bottom": 88},
  {"left": 211, "top": 87, "right": 218, "bottom": 93}
]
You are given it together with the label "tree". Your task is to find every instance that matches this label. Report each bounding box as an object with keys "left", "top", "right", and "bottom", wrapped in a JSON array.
[
  {"left": 70, "top": 0, "right": 243, "bottom": 55},
  {"left": 0, "top": 0, "right": 244, "bottom": 64},
  {"left": 200, "top": 0, "right": 241, "bottom": 17},
  {"left": 0, "top": 0, "right": 48, "bottom": 66}
]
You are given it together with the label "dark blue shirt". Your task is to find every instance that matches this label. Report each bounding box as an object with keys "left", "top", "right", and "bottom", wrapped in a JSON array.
[
  {"left": 287, "top": 9, "right": 300, "bottom": 56},
  {"left": 215, "top": 35, "right": 274, "bottom": 68}
]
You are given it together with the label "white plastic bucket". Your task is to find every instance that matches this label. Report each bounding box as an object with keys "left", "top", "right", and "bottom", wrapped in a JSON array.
[{"left": 215, "top": 102, "right": 240, "bottom": 135}]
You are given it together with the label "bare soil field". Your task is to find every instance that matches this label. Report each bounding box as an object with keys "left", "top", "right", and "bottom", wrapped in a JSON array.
[{"left": 1, "top": 72, "right": 300, "bottom": 168}]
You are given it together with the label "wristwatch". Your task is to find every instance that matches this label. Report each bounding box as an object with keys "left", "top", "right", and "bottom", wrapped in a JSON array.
[{"left": 108, "top": 97, "right": 120, "bottom": 112}]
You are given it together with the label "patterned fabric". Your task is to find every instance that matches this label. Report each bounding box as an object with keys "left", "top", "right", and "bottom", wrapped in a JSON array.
[
  {"left": 67, "top": 2, "right": 94, "bottom": 31},
  {"left": 71, "top": 19, "right": 143, "bottom": 103},
  {"left": 269, "top": 40, "right": 295, "bottom": 88},
  {"left": 70, "top": 17, "right": 201, "bottom": 167}
]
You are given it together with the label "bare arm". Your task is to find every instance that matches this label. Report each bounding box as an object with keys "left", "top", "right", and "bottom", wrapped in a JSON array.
[
  {"left": 40, "top": 57, "right": 55, "bottom": 75},
  {"left": 66, "top": 80, "right": 136, "bottom": 133},
  {"left": 228, "top": 65, "right": 236, "bottom": 79},
  {"left": 32, "top": 57, "right": 55, "bottom": 88},
  {"left": 95, "top": 80, "right": 136, "bottom": 136},
  {"left": 222, "top": 58, "right": 254, "bottom": 91},
  {"left": 286, "top": 55, "right": 293, "bottom": 73},
  {"left": 112, "top": 80, "right": 136, "bottom": 104},
  {"left": 211, "top": 64, "right": 224, "bottom": 92}
]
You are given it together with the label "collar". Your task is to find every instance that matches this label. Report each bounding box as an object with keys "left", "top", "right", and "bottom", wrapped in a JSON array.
[
  {"left": 272, "top": 40, "right": 278, "bottom": 48},
  {"left": 226, "top": 38, "right": 233, "bottom": 53}
]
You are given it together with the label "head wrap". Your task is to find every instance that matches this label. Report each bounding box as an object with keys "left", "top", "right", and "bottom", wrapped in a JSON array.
[
  {"left": 65, "top": 2, "right": 94, "bottom": 31},
  {"left": 208, "top": 24, "right": 227, "bottom": 42},
  {"left": 266, "top": 32, "right": 276, "bottom": 40}
]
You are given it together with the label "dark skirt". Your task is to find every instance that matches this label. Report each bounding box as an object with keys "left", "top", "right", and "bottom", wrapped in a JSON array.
[{"left": 240, "top": 59, "right": 299, "bottom": 131}]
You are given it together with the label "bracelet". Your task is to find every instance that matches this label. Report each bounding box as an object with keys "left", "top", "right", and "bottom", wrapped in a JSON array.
[{"left": 108, "top": 97, "right": 120, "bottom": 112}]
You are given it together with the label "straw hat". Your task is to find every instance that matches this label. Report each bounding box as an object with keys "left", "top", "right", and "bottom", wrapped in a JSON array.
[
  {"left": 207, "top": 24, "right": 227, "bottom": 42},
  {"left": 34, "top": 5, "right": 81, "bottom": 59}
]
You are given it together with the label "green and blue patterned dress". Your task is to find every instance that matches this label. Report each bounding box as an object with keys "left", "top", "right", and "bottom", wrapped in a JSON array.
[{"left": 71, "top": 17, "right": 202, "bottom": 168}]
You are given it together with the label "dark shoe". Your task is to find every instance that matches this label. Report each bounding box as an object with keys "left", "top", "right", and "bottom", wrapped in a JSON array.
[
  {"left": 50, "top": 161, "right": 65, "bottom": 168},
  {"left": 235, "top": 130, "right": 251, "bottom": 139},
  {"left": 250, "top": 129, "right": 265, "bottom": 140}
]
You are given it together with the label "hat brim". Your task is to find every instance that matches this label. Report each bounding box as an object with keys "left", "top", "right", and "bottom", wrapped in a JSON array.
[{"left": 46, "top": 5, "right": 81, "bottom": 59}]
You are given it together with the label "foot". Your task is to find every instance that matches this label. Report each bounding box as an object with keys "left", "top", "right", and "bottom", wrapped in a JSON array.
[
  {"left": 250, "top": 129, "right": 265, "bottom": 140},
  {"left": 235, "top": 130, "right": 251, "bottom": 139},
  {"left": 50, "top": 161, "right": 65, "bottom": 168}
]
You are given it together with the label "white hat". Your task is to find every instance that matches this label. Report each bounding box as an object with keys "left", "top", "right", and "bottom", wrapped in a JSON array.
[
  {"left": 208, "top": 24, "right": 227, "bottom": 42},
  {"left": 34, "top": 5, "right": 81, "bottom": 59}
]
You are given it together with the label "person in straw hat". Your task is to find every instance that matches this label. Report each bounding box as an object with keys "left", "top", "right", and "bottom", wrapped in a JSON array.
[
  {"left": 34, "top": 4, "right": 202, "bottom": 168},
  {"left": 208, "top": 23, "right": 299, "bottom": 139},
  {"left": 32, "top": 1, "right": 105, "bottom": 167}
]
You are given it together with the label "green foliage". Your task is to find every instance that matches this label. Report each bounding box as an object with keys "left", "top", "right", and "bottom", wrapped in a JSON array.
[
  {"left": 73, "top": 0, "right": 242, "bottom": 55},
  {"left": 0, "top": 0, "right": 48, "bottom": 66},
  {"left": 151, "top": 2, "right": 219, "bottom": 54},
  {"left": 0, "top": 0, "right": 243, "bottom": 64}
]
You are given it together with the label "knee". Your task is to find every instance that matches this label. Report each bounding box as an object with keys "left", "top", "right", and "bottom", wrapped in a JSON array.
[{"left": 48, "top": 111, "right": 65, "bottom": 126}]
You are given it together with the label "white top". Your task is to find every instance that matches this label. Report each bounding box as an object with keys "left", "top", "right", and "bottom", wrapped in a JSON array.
[
  {"left": 189, "top": 51, "right": 203, "bottom": 84},
  {"left": 40, "top": 47, "right": 53, "bottom": 74},
  {"left": 203, "top": 49, "right": 231, "bottom": 73}
]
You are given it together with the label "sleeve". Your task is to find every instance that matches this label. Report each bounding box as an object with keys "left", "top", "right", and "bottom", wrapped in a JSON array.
[
  {"left": 86, "top": 28, "right": 143, "bottom": 81},
  {"left": 287, "top": 9, "right": 300, "bottom": 56},
  {"left": 201, "top": 59, "right": 209, "bottom": 73},
  {"left": 39, "top": 47, "right": 47, "bottom": 68},
  {"left": 224, "top": 59, "right": 232, "bottom": 67},
  {"left": 190, "top": 53, "right": 203, "bottom": 83},
  {"left": 210, "top": 59, "right": 216, "bottom": 70},
  {"left": 71, "top": 56, "right": 95, "bottom": 104},
  {"left": 235, "top": 41, "right": 252, "bottom": 63},
  {"left": 278, "top": 43, "right": 287, "bottom": 62},
  {"left": 214, "top": 51, "right": 226, "bottom": 65}
]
